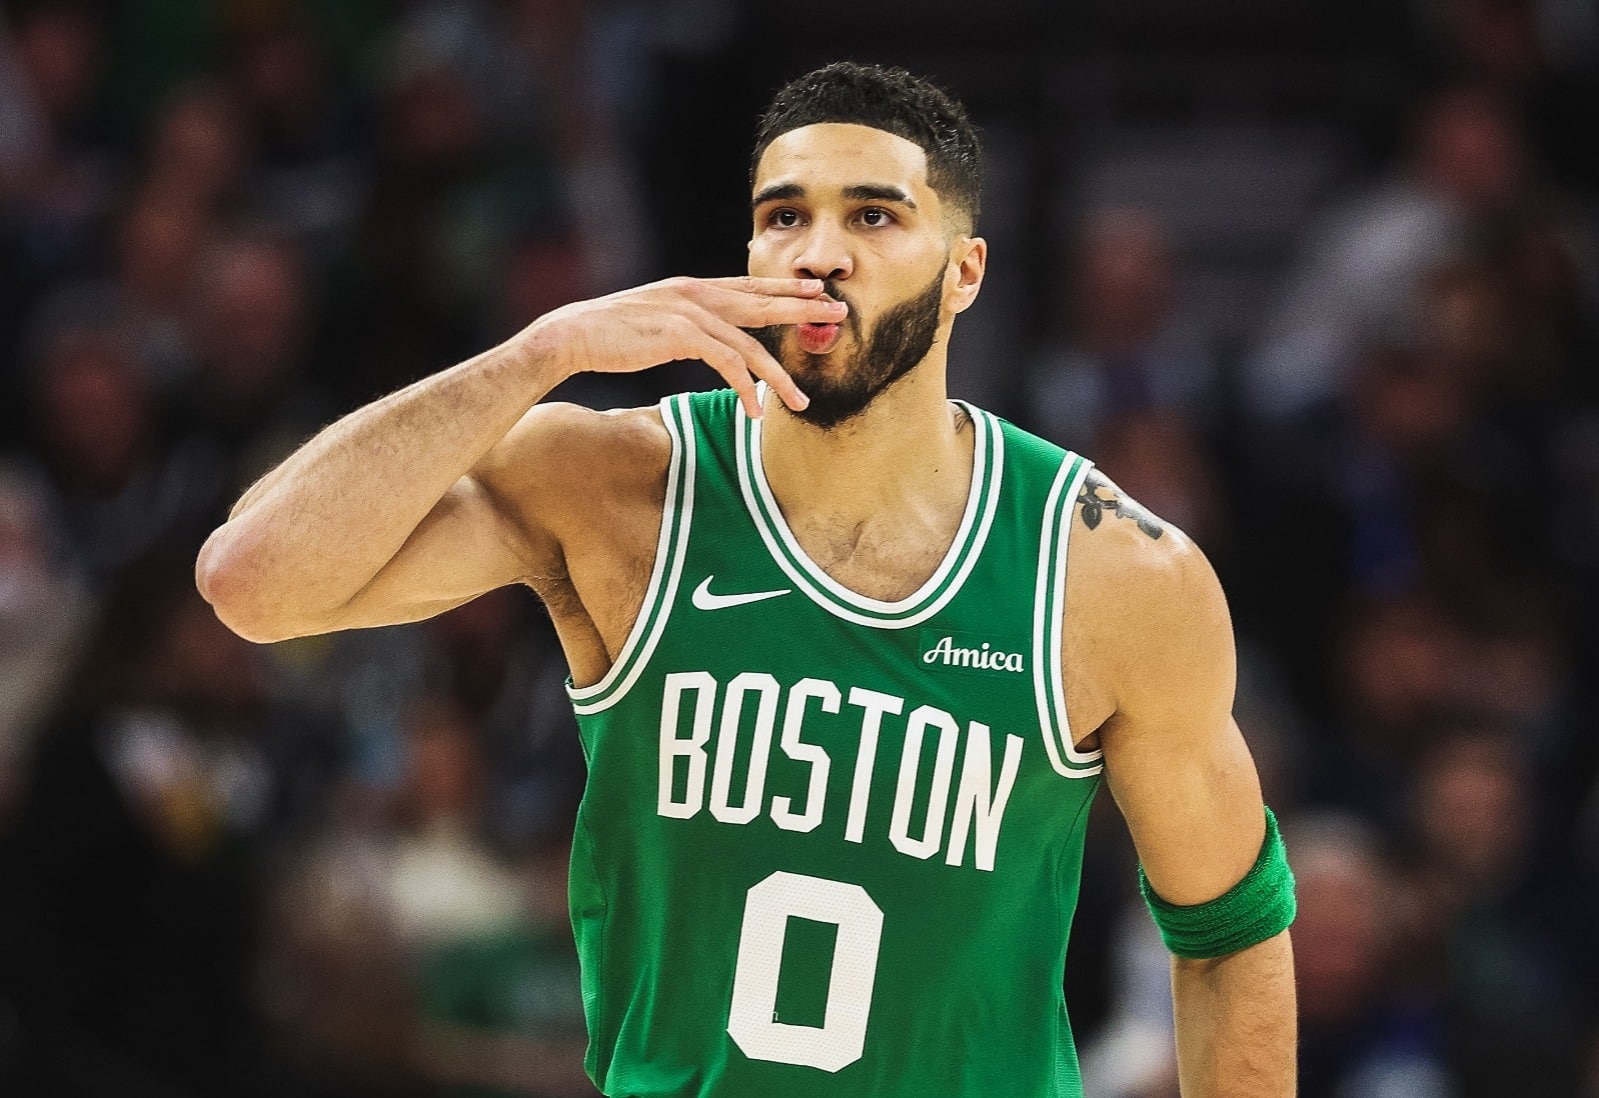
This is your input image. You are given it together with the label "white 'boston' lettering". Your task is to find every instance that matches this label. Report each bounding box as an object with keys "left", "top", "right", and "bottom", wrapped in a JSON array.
[
  {"left": 659, "top": 671, "right": 717, "bottom": 818},
  {"left": 656, "top": 673, "right": 1024, "bottom": 873},
  {"left": 945, "top": 723, "right": 1026, "bottom": 871},
  {"left": 843, "top": 687, "right": 905, "bottom": 844},
  {"left": 770, "top": 678, "right": 839, "bottom": 833},
  {"left": 920, "top": 635, "right": 1025, "bottom": 673},
  {"left": 710, "top": 672, "right": 781, "bottom": 825},
  {"left": 889, "top": 705, "right": 961, "bottom": 860}
]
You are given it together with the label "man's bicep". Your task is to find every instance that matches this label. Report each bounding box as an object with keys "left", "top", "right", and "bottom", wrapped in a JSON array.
[
  {"left": 323, "top": 472, "right": 549, "bottom": 632},
  {"left": 1104, "top": 712, "right": 1266, "bottom": 907},
  {"left": 1091, "top": 532, "right": 1266, "bottom": 907}
]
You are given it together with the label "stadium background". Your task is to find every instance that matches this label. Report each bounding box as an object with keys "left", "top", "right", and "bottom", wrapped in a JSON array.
[{"left": 0, "top": 0, "right": 1597, "bottom": 1095}]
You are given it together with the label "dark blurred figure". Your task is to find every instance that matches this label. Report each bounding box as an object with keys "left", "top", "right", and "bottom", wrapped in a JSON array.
[
  {"left": 1298, "top": 595, "right": 1468, "bottom": 826},
  {"left": 325, "top": 47, "right": 499, "bottom": 405},
  {"left": 1246, "top": 85, "right": 1530, "bottom": 420},
  {"left": 1290, "top": 814, "right": 1454, "bottom": 1098},
  {"left": 1398, "top": 729, "right": 1588, "bottom": 1097},
  {"left": 258, "top": 694, "right": 576, "bottom": 1098},
  {"left": 112, "top": 186, "right": 207, "bottom": 385},
  {"left": 26, "top": 299, "right": 223, "bottom": 584},
  {"left": 1024, "top": 207, "right": 1216, "bottom": 451},
  {"left": 0, "top": 463, "right": 90, "bottom": 811},
  {"left": 225, "top": 14, "right": 363, "bottom": 258},
  {"left": 1405, "top": 0, "right": 1599, "bottom": 191},
  {"left": 0, "top": 561, "right": 334, "bottom": 1097},
  {"left": 0, "top": 0, "right": 108, "bottom": 231},
  {"left": 1235, "top": 242, "right": 1564, "bottom": 717},
  {"left": 137, "top": 77, "right": 250, "bottom": 219},
  {"left": 420, "top": 589, "right": 585, "bottom": 853},
  {"left": 173, "top": 230, "right": 330, "bottom": 497},
  {"left": 414, "top": 831, "right": 592, "bottom": 1098},
  {"left": 0, "top": 1, "right": 113, "bottom": 445}
]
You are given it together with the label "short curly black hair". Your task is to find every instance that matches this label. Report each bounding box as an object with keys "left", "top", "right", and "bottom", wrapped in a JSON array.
[{"left": 751, "top": 62, "right": 982, "bottom": 230}]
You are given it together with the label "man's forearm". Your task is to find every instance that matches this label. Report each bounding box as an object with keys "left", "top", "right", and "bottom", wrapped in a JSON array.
[
  {"left": 1171, "top": 930, "right": 1296, "bottom": 1097},
  {"left": 196, "top": 327, "right": 566, "bottom": 631}
]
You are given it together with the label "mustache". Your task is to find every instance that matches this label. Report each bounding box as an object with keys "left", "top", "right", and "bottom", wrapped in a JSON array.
[
  {"left": 747, "top": 280, "right": 854, "bottom": 351},
  {"left": 819, "top": 279, "right": 856, "bottom": 331}
]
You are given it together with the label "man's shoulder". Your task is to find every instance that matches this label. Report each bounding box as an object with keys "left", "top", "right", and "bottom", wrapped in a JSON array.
[
  {"left": 1065, "top": 466, "right": 1222, "bottom": 639},
  {"left": 1061, "top": 468, "right": 1230, "bottom": 716}
]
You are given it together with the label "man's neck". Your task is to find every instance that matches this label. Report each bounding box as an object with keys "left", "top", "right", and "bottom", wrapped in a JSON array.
[{"left": 757, "top": 356, "right": 972, "bottom": 555}]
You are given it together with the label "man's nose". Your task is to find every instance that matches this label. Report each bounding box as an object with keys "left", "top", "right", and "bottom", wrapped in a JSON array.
[{"left": 793, "top": 222, "right": 853, "bottom": 282}]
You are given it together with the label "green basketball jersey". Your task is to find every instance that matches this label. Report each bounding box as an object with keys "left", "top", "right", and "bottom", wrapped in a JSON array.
[{"left": 566, "top": 388, "right": 1105, "bottom": 1098}]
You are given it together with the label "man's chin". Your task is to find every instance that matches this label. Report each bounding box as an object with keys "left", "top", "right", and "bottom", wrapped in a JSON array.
[{"left": 778, "top": 344, "right": 853, "bottom": 381}]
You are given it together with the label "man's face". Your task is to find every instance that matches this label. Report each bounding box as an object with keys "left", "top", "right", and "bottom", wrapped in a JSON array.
[{"left": 747, "top": 123, "right": 960, "bottom": 428}]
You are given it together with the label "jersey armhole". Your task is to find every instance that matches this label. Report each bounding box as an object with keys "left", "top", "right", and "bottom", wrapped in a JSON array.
[
  {"left": 1031, "top": 452, "right": 1105, "bottom": 778},
  {"left": 567, "top": 394, "right": 696, "bottom": 714}
]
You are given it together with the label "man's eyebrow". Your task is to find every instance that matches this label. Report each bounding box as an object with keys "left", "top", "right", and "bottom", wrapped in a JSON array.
[
  {"left": 842, "top": 183, "right": 916, "bottom": 208},
  {"left": 752, "top": 183, "right": 804, "bottom": 208},
  {"left": 750, "top": 182, "right": 919, "bottom": 209}
]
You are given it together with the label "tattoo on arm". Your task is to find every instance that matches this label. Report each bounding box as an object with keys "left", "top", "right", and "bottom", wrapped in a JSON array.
[{"left": 1077, "top": 468, "right": 1165, "bottom": 540}]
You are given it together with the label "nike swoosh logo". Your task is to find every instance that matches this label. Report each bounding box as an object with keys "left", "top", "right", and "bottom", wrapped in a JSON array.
[{"left": 691, "top": 576, "right": 791, "bottom": 611}]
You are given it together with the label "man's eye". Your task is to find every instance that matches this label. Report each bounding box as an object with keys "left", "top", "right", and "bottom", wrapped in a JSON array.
[
  {"left": 770, "top": 209, "right": 801, "bottom": 228},
  {"left": 860, "top": 208, "right": 892, "bottom": 226}
]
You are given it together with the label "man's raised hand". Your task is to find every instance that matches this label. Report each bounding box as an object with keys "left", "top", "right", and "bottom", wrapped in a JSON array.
[{"left": 525, "top": 276, "right": 846, "bottom": 418}]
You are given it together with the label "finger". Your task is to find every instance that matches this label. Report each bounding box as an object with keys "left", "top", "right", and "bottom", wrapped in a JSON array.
[
  {"left": 687, "top": 330, "right": 763, "bottom": 419},
  {"left": 699, "top": 276, "right": 828, "bottom": 298},
  {"left": 700, "top": 287, "right": 849, "bottom": 329},
  {"left": 696, "top": 310, "right": 809, "bottom": 413}
]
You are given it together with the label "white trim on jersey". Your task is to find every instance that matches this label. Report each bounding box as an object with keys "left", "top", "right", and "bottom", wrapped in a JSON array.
[{"left": 568, "top": 393, "right": 697, "bottom": 715}]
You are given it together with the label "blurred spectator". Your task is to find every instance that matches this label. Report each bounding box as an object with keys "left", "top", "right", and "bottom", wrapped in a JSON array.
[
  {"left": 137, "top": 78, "right": 250, "bottom": 219},
  {"left": 257, "top": 817, "right": 422, "bottom": 1096},
  {"left": 1290, "top": 814, "right": 1454, "bottom": 1098},
  {"left": 418, "top": 589, "right": 585, "bottom": 852},
  {"left": 1405, "top": 0, "right": 1599, "bottom": 195},
  {"left": 176, "top": 230, "right": 329, "bottom": 495},
  {"left": 0, "top": 2, "right": 113, "bottom": 441},
  {"left": 1300, "top": 595, "right": 1469, "bottom": 825},
  {"left": 0, "top": 463, "right": 89, "bottom": 810},
  {"left": 1399, "top": 729, "right": 1589, "bottom": 1096},
  {"left": 1, "top": 561, "right": 327, "bottom": 1097},
  {"left": 0, "top": 1, "right": 107, "bottom": 219},
  {"left": 227, "top": 15, "right": 364, "bottom": 257},
  {"left": 1234, "top": 247, "right": 1554, "bottom": 713},
  {"left": 26, "top": 294, "right": 223, "bottom": 584},
  {"left": 384, "top": 700, "right": 523, "bottom": 947},
  {"left": 259, "top": 691, "right": 583, "bottom": 1096},
  {"left": 1245, "top": 85, "right": 1528, "bottom": 419},
  {"left": 1025, "top": 207, "right": 1216, "bottom": 452},
  {"left": 113, "top": 186, "right": 207, "bottom": 384},
  {"left": 1077, "top": 902, "right": 1179, "bottom": 1098},
  {"left": 414, "top": 839, "right": 593, "bottom": 1098}
]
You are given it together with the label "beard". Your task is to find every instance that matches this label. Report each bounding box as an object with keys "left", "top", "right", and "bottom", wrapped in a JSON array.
[{"left": 750, "top": 268, "right": 945, "bottom": 430}]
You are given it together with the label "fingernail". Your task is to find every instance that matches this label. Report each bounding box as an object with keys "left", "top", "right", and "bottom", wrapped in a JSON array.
[
  {"left": 794, "top": 390, "right": 810, "bottom": 409},
  {"left": 829, "top": 300, "right": 848, "bottom": 313},
  {"left": 802, "top": 279, "right": 823, "bottom": 292}
]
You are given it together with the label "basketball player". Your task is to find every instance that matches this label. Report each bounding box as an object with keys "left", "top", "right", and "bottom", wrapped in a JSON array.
[{"left": 198, "top": 63, "right": 1296, "bottom": 1098}]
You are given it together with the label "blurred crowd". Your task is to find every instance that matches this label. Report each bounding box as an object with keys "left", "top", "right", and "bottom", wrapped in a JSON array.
[{"left": 0, "top": 2, "right": 1596, "bottom": 1097}]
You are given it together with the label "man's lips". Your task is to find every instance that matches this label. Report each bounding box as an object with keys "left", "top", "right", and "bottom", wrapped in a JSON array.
[{"left": 797, "top": 322, "right": 842, "bottom": 354}]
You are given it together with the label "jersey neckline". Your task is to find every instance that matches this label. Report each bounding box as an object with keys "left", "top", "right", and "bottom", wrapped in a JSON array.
[{"left": 733, "top": 394, "right": 1003, "bottom": 630}]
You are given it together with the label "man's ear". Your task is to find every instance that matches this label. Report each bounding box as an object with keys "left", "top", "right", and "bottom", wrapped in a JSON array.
[{"left": 947, "top": 236, "right": 987, "bottom": 315}]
